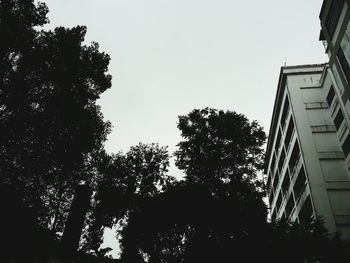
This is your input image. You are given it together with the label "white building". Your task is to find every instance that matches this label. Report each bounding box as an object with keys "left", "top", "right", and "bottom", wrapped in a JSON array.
[
  {"left": 264, "top": 63, "right": 350, "bottom": 238},
  {"left": 319, "top": 0, "right": 350, "bottom": 108}
]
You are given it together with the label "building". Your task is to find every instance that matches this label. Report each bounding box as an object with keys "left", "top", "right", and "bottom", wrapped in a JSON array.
[
  {"left": 319, "top": 0, "right": 350, "bottom": 168},
  {"left": 264, "top": 63, "right": 350, "bottom": 238},
  {"left": 319, "top": 0, "right": 350, "bottom": 106}
]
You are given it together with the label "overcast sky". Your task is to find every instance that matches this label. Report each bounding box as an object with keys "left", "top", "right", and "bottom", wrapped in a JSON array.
[{"left": 42, "top": 0, "right": 328, "bottom": 257}]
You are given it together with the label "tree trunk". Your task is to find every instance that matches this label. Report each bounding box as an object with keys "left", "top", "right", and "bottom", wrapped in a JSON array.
[{"left": 51, "top": 180, "right": 64, "bottom": 233}]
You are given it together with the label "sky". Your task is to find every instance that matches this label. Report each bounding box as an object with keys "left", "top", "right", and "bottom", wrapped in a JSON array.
[{"left": 42, "top": 0, "right": 328, "bottom": 258}]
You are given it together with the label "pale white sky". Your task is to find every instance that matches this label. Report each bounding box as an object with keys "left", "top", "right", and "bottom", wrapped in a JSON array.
[{"left": 42, "top": 0, "right": 328, "bottom": 257}]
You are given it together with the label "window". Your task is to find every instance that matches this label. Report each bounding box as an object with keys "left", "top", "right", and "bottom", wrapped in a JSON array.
[
  {"left": 276, "top": 191, "right": 283, "bottom": 211},
  {"left": 342, "top": 134, "right": 350, "bottom": 157},
  {"left": 334, "top": 108, "right": 344, "bottom": 130},
  {"left": 288, "top": 141, "right": 300, "bottom": 172},
  {"left": 326, "top": 86, "right": 335, "bottom": 105},
  {"left": 278, "top": 149, "right": 286, "bottom": 172},
  {"left": 280, "top": 97, "right": 290, "bottom": 129},
  {"left": 266, "top": 173, "right": 272, "bottom": 192},
  {"left": 337, "top": 47, "right": 350, "bottom": 83},
  {"left": 325, "top": 0, "right": 345, "bottom": 38},
  {"left": 284, "top": 118, "right": 295, "bottom": 149},
  {"left": 275, "top": 129, "right": 282, "bottom": 152},
  {"left": 281, "top": 171, "right": 290, "bottom": 196},
  {"left": 285, "top": 195, "right": 295, "bottom": 219},
  {"left": 269, "top": 190, "right": 274, "bottom": 207},
  {"left": 273, "top": 176, "right": 279, "bottom": 192},
  {"left": 270, "top": 154, "right": 276, "bottom": 172},
  {"left": 294, "top": 167, "right": 306, "bottom": 199}
]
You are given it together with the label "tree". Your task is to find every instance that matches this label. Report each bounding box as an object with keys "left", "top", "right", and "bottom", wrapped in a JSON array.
[
  {"left": 0, "top": 0, "right": 112, "bottom": 235},
  {"left": 264, "top": 218, "right": 350, "bottom": 263},
  {"left": 116, "top": 108, "right": 350, "bottom": 262},
  {"left": 81, "top": 143, "right": 174, "bottom": 255},
  {"left": 175, "top": 107, "right": 266, "bottom": 190},
  {"left": 0, "top": 184, "right": 57, "bottom": 262},
  {"left": 119, "top": 142, "right": 173, "bottom": 197},
  {"left": 170, "top": 109, "right": 267, "bottom": 261},
  {"left": 114, "top": 108, "right": 268, "bottom": 262},
  {"left": 175, "top": 108, "right": 268, "bottom": 235}
]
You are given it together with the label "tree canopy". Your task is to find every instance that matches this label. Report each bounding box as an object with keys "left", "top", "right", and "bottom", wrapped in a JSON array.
[
  {"left": 175, "top": 108, "right": 266, "bottom": 202},
  {"left": 81, "top": 143, "right": 175, "bottom": 255},
  {"left": 110, "top": 108, "right": 268, "bottom": 262},
  {"left": 0, "top": 0, "right": 112, "bottom": 236},
  {"left": 108, "top": 108, "right": 350, "bottom": 262}
]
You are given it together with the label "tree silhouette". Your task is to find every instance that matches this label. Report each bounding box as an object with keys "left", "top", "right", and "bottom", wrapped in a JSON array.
[
  {"left": 0, "top": 0, "right": 111, "bottom": 237},
  {"left": 264, "top": 218, "right": 350, "bottom": 263},
  {"left": 113, "top": 108, "right": 268, "bottom": 262},
  {"left": 81, "top": 143, "right": 175, "bottom": 255},
  {"left": 113, "top": 109, "right": 350, "bottom": 262},
  {"left": 0, "top": 184, "right": 57, "bottom": 262},
  {"left": 175, "top": 108, "right": 266, "bottom": 190}
]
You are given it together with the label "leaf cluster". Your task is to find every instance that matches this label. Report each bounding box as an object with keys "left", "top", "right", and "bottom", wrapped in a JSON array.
[{"left": 0, "top": 0, "right": 112, "bottom": 236}]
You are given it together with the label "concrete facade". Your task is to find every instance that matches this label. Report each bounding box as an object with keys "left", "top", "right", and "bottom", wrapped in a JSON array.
[
  {"left": 265, "top": 64, "right": 350, "bottom": 238},
  {"left": 320, "top": 0, "right": 350, "bottom": 106}
]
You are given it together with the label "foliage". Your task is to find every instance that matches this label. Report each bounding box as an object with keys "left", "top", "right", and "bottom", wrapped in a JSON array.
[
  {"left": 0, "top": 184, "right": 58, "bottom": 262},
  {"left": 81, "top": 143, "right": 174, "bottom": 254},
  {"left": 174, "top": 108, "right": 267, "bottom": 221},
  {"left": 96, "top": 143, "right": 173, "bottom": 218},
  {"left": 264, "top": 218, "right": 350, "bottom": 263},
  {"left": 117, "top": 187, "right": 350, "bottom": 262},
  {"left": 117, "top": 181, "right": 265, "bottom": 262},
  {"left": 115, "top": 108, "right": 350, "bottom": 262},
  {"left": 116, "top": 108, "right": 268, "bottom": 262},
  {"left": 0, "top": 0, "right": 112, "bottom": 235},
  {"left": 74, "top": 250, "right": 121, "bottom": 263},
  {"left": 175, "top": 108, "right": 266, "bottom": 194}
]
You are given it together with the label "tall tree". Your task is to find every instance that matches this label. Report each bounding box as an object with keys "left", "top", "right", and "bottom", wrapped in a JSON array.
[
  {"left": 0, "top": 0, "right": 112, "bottom": 235},
  {"left": 82, "top": 143, "right": 174, "bottom": 255},
  {"left": 175, "top": 107, "right": 266, "bottom": 191},
  {"left": 116, "top": 108, "right": 350, "bottom": 262},
  {"left": 115, "top": 108, "right": 268, "bottom": 262}
]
